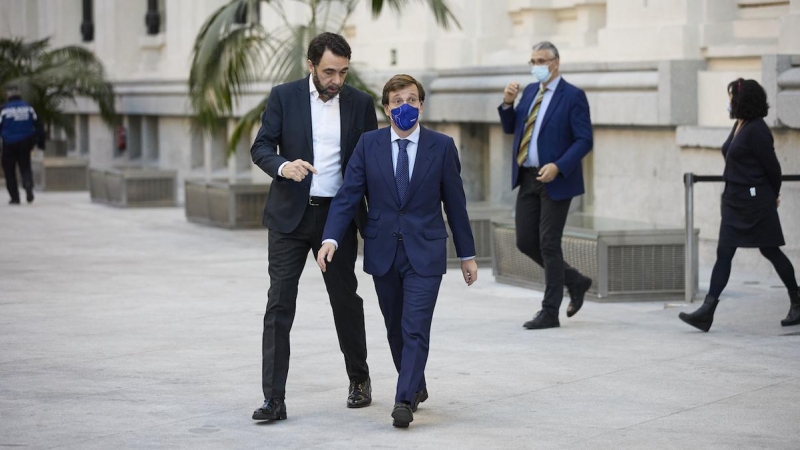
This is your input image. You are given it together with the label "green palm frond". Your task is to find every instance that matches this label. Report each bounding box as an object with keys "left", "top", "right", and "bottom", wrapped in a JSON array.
[
  {"left": 0, "top": 37, "right": 117, "bottom": 139},
  {"left": 190, "top": 0, "right": 459, "bottom": 156}
]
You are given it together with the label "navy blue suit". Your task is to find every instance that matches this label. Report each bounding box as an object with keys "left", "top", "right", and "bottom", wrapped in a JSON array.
[
  {"left": 323, "top": 125, "right": 475, "bottom": 403},
  {"left": 498, "top": 77, "right": 593, "bottom": 316}
]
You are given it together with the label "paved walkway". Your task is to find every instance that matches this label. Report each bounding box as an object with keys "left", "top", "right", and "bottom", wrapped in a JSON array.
[{"left": 2, "top": 192, "right": 799, "bottom": 449}]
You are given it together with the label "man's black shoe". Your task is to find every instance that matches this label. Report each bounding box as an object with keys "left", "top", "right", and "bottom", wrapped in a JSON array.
[
  {"left": 26, "top": 189, "right": 34, "bottom": 203},
  {"left": 411, "top": 387, "right": 428, "bottom": 412},
  {"left": 9, "top": 199, "right": 20, "bottom": 205},
  {"left": 391, "top": 402, "right": 413, "bottom": 428},
  {"left": 523, "top": 310, "right": 560, "bottom": 330},
  {"left": 567, "top": 276, "right": 593, "bottom": 318},
  {"left": 252, "top": 398, "right": 287, "bottom": 421},
  {"left": 347, "top": 377, "right": 372, "bottom": 408}
]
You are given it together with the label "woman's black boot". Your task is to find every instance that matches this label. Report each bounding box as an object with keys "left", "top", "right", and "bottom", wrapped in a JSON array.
[
  {"left": 679, "top": 295, "right": 719, "bottom": 332},
  {"left": 780, "top": 290, "right": 800, "bottom": 327}
]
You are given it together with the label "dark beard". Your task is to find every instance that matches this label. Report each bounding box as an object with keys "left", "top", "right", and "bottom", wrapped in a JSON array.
[{"left": 312, "top": 71, "right": 341, "bottom": 102}]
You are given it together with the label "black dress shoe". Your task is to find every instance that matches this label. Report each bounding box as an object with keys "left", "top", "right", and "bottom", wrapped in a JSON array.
[
  {"left": 523, "top": 310, "right": 560, "bottom": 330},
  {"left": 252, "top": 398, "right": 287, "bottom": 421},
  {"left": 412, "top": 387, "right": 428, "bottom": 412},
  {"left": 9, "top": 199, "right": 20, "bottom": 205},
  {"left": 567, "top": 276, "right": 593, "bottom": 318},
  {"left": 347, "top": 377, "right": 372, "bottom": 408},
  {"left": 391, "top": 402, "right": 413, "bottom": 428},
  {"left": 26, "top": 189, "right": 34, "bottom": 203}
]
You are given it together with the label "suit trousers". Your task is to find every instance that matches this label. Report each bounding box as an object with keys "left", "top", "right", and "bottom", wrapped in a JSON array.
[
  {"left": 373, "top": 240, "right": 442, "bottom": 404},
  {"left": 515, "top": 168, "right": 582, "bottom": 315},
  {"left": 261, "top": 202, "right": 369, "bottom": 399},
  {"left": 1, "top": 137, "right": 35, "bottom": 202}
]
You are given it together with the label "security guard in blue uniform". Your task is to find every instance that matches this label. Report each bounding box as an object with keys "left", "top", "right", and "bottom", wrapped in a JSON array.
[{"left": 0, "top": 85, "right": 44, "bottom": 204}]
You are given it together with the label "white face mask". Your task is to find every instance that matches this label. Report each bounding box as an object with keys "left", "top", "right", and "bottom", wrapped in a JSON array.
[
  {"left": 726, "top": 102, "right": 732, "bottom": 114},
  {"left": 531, "top": 65, "right": 551, "bottom": 83}
]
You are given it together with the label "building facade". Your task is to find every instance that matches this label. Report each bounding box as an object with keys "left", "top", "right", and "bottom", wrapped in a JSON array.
[{"left": 2, "top": 0, "right": 799, "bottom": 274}]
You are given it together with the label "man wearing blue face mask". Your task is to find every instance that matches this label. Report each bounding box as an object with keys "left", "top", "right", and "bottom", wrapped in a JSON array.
[
  {"left": 317, "top": 74, "right": 477, "bottom": 428},
  {"left": 499, "top": 41, "right": 594, "bottom": 330}
]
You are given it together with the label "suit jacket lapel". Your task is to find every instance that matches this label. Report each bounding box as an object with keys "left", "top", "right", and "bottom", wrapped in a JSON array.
[
  {"left": 538, "top": 79, "right": 565, "bottom": 132},
  {"left": 297, "top": 76, "right": 313, "bottom": 159},
  {"left": 402, "top": 126, "right": 434, "bottom": 208},
  {"left": 375, "top": 128, "right": 398, "bottom": 204},
  {"left": 339, "top": 86, "right": 353, "bottom": 169}
]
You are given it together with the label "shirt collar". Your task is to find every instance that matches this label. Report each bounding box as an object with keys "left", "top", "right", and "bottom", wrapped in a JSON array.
[
  {"left": 390, "top": 125, "right": 421, "bottom": 146},
  {"left": 542, "top": 75, "right": 562, "bottom": 92},
  {"left": 309, "top": 75, "right": 340, "bottom": 103}
]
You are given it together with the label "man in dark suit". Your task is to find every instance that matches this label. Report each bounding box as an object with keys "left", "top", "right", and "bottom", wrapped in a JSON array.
[
  {"left": 498, "top": 41, "right": 594, "bottom": 330},
  {"left": 249, "top": 32, "right": 378, "bottom": 422},
  {"left": 317, "top": 74, "right": 478, "bottom": 428}
]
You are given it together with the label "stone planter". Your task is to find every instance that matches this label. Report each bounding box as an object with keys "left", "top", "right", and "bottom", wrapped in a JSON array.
[
  {"left": 89, "top": 166, "right": 177, "bottom": 207},
  {"left": 32, "top": 157, "right": 89, "bottom": 191},
  {"left": 492, "top": 214, "right": 700, "bottom": 301},
  {"left": 184, "top": 179, "right": 270, "bottom": 229}
]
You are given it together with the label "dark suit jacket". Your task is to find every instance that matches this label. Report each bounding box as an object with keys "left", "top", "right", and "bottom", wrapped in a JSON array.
[
  {"left": 250, "top": 76, "right": 378, "bottom": 233},
  {"left": 322, "top": 126, "right": 476, "bottom": 278},
  {"left": 498, "top": 78, "right": 593, "bottom": 201},
  {"left": 721, "top": 118, "right": 781, "bottom": 196}
]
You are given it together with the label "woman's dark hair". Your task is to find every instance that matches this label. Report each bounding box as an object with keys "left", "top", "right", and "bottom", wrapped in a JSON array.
[
  {"left": 727, "top": 78, "right": 768, "bottom": 120},
  {"left": 307, "top": 32, "right": 351, "bottom": 66}
]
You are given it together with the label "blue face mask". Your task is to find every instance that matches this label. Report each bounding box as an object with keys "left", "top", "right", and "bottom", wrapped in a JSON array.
[
  {"left": 531, "top": 65, "right": 551, "bottom": 83},
  {"left": 390, "top": 103, "right": 419, "bottom": 131},
  {"left": 726, "top": 102, "right": 732, "bottom": 115}
]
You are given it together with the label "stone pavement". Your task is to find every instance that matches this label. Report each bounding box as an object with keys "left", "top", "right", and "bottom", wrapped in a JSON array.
[{"left": 1, "top": 192, "right": 799, "bottom": 450}]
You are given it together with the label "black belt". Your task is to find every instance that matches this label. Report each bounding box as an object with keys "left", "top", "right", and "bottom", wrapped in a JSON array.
[{"left": 308, "top": 196, "right": 333, "bottom": 206}]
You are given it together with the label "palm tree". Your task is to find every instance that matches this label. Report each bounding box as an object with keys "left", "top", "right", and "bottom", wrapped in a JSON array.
[
  {"left": 0, "top": 37, "right": 117, "bottom": 141},
  {"left": 189, "top": 0, "right": 459, "bottom": 155}
]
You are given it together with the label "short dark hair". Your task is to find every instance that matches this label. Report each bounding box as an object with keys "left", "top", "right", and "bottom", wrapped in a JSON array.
[
  {"left": 727, "top": 78, "right": 768, "bottom": 120},
  {"left": 307, "top": 32, "right": 351, "bottom": 66},
  {"left": 381, "top": 74, "right": 426, "bottom": 106}
]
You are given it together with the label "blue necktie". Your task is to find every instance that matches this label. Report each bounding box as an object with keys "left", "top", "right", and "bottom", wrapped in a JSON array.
[{"left": 395, "top": 139, "right": 410, "bottom": 204}]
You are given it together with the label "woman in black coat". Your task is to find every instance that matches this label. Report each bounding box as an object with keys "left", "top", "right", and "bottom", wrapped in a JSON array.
[{"left": 680, "top": 78, "right": 800, "bottom": 332}]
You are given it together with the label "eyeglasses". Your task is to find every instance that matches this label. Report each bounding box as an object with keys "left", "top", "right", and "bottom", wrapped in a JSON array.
[
  {"left": 389, "top": 97, "right": 420, "bottom": 108},
  {"left": 528, "top": 58, "right": 555, "bottom": 66}
]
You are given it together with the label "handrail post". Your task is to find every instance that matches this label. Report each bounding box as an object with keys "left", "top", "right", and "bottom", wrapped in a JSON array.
[{"left": 684, "top": 173, "right": 695, "bottom": 303}]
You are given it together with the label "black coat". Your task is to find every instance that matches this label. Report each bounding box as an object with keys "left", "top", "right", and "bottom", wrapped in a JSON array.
[
  {"left": 250, "top": 77, "right": 378, "bottom": 233},
  {"left": 718, "top": 118, "right": 784, "bottom": 248}
]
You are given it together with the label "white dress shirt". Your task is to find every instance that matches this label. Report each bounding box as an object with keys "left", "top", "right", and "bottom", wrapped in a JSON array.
[
  {"left": 524, "top": 75, "right": 561, "bottom": 168},
  {"left": 279, "top": 76, "right": 343, "bottom": 197},
  {"left": 390, "top": 126, "right": 420, "bottom": 180}
]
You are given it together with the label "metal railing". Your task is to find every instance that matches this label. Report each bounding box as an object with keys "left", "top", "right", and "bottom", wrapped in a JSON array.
[{"left": 684, "top": 173, "right": 800, "bottom": 303}]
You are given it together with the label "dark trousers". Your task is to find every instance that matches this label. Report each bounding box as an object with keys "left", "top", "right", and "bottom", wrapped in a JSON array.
[
  {"left": 261, "top": 202, "right": 368, "bottom": 399},
  {"left": 709, "top": 245, "right": 798, "bottom": 298},
  {"left": 515, "top": 168, "right": 584, "bottom": 315},
  {"left": 2, "top": 137, "right": 35, "bottom": 203},
  {"left": 373, "top": 241, "right": 442, "bottom": 404}
]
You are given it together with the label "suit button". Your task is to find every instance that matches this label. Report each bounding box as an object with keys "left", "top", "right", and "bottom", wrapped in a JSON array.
[
  {"left": 392, "top": 232, "right": 397, "bottom": 237},
  {"left": 399, "top": 211, "right": 404, "bottom": 216}
]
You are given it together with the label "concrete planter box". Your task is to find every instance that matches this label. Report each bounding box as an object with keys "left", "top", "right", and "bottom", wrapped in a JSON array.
[
  {"left": 89, "top": 167, "right": 177, "bottom": 207},
  {"left": 446, "top": 203, "right": 513, "bottom": 266},
  {"left": 492, "top": 215, "right": 699, "bottom": 301},
  {"left": 32, "top": 157, "right": 89, "bottom": 191},
  {"left": 184, "top": 179, "right": 270, "bottom": 229}
]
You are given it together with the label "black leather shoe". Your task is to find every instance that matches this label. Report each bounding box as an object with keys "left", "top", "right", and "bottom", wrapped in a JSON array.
[
  {"left": 252, "top": 398, "right": 287, "bottom": 421},
  {"left": 26, "top": 189, "right": 34, "bottom": 203},
  {"left": 781, "top": 289, "right": 800, "bottom": 327},
  {"left": 523, "top": 310, "right": 560, "bottom": 330},
  {"left": 391, "top": 402, "right": 413, "bottom": 428},
  {"left": 347, "top": 377, "right": 372, "bottom": 408},
  {"left": 412, "top": 387, "right": 428, "bottom": 412},
  {"left": 9, "top": 199, "right": 20, "bottom": 205},
  {"left": 567, "top": 276, "right": 592, "bottom": 318}
]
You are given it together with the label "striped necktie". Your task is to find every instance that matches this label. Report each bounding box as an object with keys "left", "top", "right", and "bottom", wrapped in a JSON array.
[{"left": 516, "top": 84, "right": 547, "bottom": 166}]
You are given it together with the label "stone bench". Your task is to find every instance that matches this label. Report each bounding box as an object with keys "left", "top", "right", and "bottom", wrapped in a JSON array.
[
  {"left": 32, "top": 157, "right": 89, "bottom": 191},
  {"left": 492, "top": 214, "right": 699, "bottom": 301},
  {"left": 89, "top": 167, "right": 177, "bottom": 207},
  {"left": 185, "top": 179, "right": 270, "bottom": 229}
]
